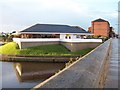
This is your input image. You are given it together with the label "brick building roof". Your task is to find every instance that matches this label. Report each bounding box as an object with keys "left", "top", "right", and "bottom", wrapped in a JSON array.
[
  {"left": 93, "top": 18, "right": 108, "bottom": 22},
  {"left": 92, "top": 18, "right": 110, "bottom": 25}
]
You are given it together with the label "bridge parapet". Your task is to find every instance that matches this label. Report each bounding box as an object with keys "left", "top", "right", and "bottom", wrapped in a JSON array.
[{"left": 33, "top": 39, "right": 112, "bottom": 89}]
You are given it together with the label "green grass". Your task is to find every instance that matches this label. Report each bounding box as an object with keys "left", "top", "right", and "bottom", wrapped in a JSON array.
[{"left": 0, "top": 42, "right": 93, "bottom": 56}]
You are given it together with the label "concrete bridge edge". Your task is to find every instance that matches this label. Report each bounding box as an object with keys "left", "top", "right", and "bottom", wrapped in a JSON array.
[{"left": 32, "top": 39, "right": 112, "bottom": 89}]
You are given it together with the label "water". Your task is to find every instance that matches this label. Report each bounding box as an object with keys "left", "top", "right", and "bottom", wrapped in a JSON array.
[{"left": 1, "top": 61, "right": 65, "bottom": 88}]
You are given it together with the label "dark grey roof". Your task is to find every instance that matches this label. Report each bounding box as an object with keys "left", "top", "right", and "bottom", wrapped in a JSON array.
[
  {"left": 21, "top": 24, "right": 89, "bottom": 33},
  {"left": 93, "top": 18, "right": 108, "bottom": 22}
]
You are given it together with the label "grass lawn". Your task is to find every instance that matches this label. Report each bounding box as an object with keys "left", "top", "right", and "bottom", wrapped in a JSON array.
[{"left": 0, "top": 42, "right": 93, "bottom": 56}]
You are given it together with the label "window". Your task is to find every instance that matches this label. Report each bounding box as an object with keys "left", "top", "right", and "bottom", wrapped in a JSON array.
[
  {"left": 76, "top": 35, "right": 81, "bottom": 38},
  {"left": 69, "top": 36, "right": 71, "bottom": 39},
  {"left": 65, "top": 36, "right": 67, "bottom": 39}
]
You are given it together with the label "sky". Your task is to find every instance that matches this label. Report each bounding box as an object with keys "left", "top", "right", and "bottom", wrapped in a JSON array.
[{"left": 0, "top": 0, "right": 119, "bottom": 33}]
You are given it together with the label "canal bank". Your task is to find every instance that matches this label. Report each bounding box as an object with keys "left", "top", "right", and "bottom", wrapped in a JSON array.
[
  {"left": 0, "top": 42, "right": 94, "bottom": 62},
  {"left": 0, "top": 55, "right": 80, "bottom": 63}
]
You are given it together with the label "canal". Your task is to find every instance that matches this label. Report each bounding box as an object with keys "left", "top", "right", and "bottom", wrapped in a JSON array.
[{"left": 1, "top": 61, "right": 65, "bottom": 88}]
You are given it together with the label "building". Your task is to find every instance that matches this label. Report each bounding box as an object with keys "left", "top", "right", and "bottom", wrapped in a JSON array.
[
  {"left": 109, "top": 27, "right": 115, "bottom": 37},
  {"left": 88, "top": 18, "right": 110, "bottom": 37},
  {"left": 13, "top": 24, "right": 102, "bottom": 52}
]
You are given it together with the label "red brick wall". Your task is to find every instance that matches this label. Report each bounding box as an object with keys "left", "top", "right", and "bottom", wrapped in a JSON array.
[{"left": 89, "top": 21, "right": 110, "bottom": 37}]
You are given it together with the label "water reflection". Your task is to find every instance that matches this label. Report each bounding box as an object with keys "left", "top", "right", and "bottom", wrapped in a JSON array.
[
  {"left": 14, "top": 62, "right": 65, "bottom": 82},
  {"left": 2, "top": 62, "right": 65, "bottom": 88}
]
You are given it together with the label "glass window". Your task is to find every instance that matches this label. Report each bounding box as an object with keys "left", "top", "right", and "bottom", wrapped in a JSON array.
[
  {"left": 69, "top": 36, "right": 71, "bottom": 39},
  {"left": 65, "top": 36, "right": 67, "bottom": 39}
]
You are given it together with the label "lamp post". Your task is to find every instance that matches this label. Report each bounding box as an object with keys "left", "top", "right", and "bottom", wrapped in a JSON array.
[{"left": 118, "top": 1, "right": 120, "bottom": 36}]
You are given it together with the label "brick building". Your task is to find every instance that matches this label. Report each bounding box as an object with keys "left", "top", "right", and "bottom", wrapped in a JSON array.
[{"left": 88, "top": 18, "right": 110, "bottom": 37}]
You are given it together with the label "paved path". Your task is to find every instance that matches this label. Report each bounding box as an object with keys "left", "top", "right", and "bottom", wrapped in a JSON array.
[{"left": 104, "top": 38, "right": 119, "bottom": 88}]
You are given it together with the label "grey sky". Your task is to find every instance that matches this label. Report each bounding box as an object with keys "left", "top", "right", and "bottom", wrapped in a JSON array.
[{"left": 0, "top": 0, "right": 119, "bottom": 33}]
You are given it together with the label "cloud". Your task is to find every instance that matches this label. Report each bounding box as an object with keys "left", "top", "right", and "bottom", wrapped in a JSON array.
[
  {"left": 0, "top": 0, "right": 119, "bottom": 33},
  {"left": 0, "top": 0, "right": 90, "bottom": 32}
]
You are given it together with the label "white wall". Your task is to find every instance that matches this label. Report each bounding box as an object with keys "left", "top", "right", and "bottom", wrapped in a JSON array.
[
  {"left": 13, "top": 38, "right": 102, "bottom": 43},
  {"left": 71, "top": 34, "right": 76, "bottom": 39},
  {"left": 60, "top": 34, "right": 66, "bottom": 39},
  {"left": 60, "top": 34, "right": 77, "bottom": 40}
]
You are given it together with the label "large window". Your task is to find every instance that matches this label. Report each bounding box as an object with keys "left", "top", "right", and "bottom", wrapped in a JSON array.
[
  {"left": 76, "top": 35, "right": 86, "bottom": 39},
  {"left": 21, "top": 34, "right": 60, "bottom": 38},
  {"left": 65, "top": 34, "right": 71, "bottom": 39}
]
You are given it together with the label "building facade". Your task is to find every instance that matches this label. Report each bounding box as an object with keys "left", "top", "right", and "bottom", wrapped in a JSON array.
[
  {"left": 88, "top": 18, "right": 110, "bottom": 37},
  {"left": 13, "top": 24, "right": 102, "bottom": 52}
]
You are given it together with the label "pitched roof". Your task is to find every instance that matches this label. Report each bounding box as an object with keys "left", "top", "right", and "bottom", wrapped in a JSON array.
[
  {"left": 20, "top": 24, "right": 89, "bottom": 34},
  {"left": 92, "top": 18, "right": 108, "bottom": 22}
]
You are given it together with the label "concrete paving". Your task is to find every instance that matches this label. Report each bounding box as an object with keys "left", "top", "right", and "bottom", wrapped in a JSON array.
[{"left": 104, "top": 38, "right": 119, "bottom": 88}]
